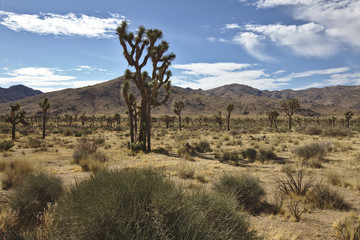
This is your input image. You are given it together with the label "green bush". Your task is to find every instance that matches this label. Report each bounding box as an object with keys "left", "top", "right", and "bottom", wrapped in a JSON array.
[
  {"left": 304, "top": 125, "right": 322, "bottom": 135},
  {"left": 0, "top": 140, "right": 14, "bottom": 152},
  {"left": 213, "top": 174, "right": 265, "bottom": 214},
  {"left": 293, "top": 141, "right": 332, "bottom": 161},
  {"left": 242, "top": 148, "right": 257, "bottom": 161},
  {"left": 51, "top": 169, "right": 258, "bottom": 240},
  {"left": 8, "top": 172, "right": 64, "bottom": 227},
  {"left": 307, "top": 184, "right": 349, "bottom": 210},
  {"left": 195, "top": 141, "right": 212, "bottom": 153},
  {"left": 257, "top": 148, "right": 277, "bottom": 163},
  {"left": 322, "top": 127, "right": 353, "bottom": 137}
]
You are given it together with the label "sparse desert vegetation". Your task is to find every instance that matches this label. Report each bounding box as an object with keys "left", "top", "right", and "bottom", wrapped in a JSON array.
[{"left": 0, "top": 112, "right": 359, "bottom": 239}]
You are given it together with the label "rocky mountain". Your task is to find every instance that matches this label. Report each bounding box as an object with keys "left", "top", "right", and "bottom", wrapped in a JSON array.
[
  {"left": 0, "top": 85, "right": 42, "bottom": 103},
  {"left": 0, "top": 77, "right": 359, "bottom": 116}
]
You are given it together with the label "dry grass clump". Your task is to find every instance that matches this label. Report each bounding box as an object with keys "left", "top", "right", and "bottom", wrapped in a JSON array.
[
  {"left": 8, "top": 172, "right": 64, "bottom": 228},
  {"left": 326, "top": 170, "right": 342, "bottom": 186},
  {"left": 1, "top": 160, "right": 33, "bottom": 190},
  {"left": 72, "top": 137, "right": 107, "bottom": 172},
  {"left": 307, "top": 184, "right": 349, "bottom": 210},
  {"left": 178, "top": 166, "right": 195, "bottom": 179},
  {"left": 51, "top": 169, "right": 259, "bottom": 239},
  {"left": 333, "top": 212, "right": 360, "bottom": 240},
  {"left": 213, "top": 174, "right": 265, "bottom": 214}
]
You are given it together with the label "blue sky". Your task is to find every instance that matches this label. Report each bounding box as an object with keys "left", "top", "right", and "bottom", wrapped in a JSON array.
[{"left": 0, "top": 0, "right": 359, "bottom": 92}]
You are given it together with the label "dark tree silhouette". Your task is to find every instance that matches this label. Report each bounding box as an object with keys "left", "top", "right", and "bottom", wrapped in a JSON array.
[
  {"left": 5, "top": 103, "right": 27, "bottom": 140},
  {"left": 266, "top": 110, "right": 279, "bottom": 131},
  {"left": 279, "top": 98, "right": 300, "bottom": 131},
  {"left": 117, "top": 21, "right": 175, "bottom": 152},
  {"left": 39, "top": 98, "right": 50, "bottom": 139},
  {"left": 344, "top": 111, "right": 353, "bottom": 128},
  {"left": 226, "top": 104, "right": 234, "bottom": 131},
  {"left": 173, "top": 101, "right": 184, "bottom": 131}
]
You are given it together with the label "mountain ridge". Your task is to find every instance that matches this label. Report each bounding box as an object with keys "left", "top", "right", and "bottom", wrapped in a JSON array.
[{"left": 0, "top": 78, "right": 359, "bottom": 116}]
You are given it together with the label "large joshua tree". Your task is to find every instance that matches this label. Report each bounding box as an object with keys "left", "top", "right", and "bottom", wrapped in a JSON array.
[
  {"left": 5, "top": 103, "right": 27, "bottom": 140},
  {"left": 39, "top": 97, "right": 50, "bottom": 139},
  {"left": 173, "top": 101, "right": 184, "bottom": 131},
  {"left": 279, "top": 98, "right": 300, "bottom": 131},
  {"left": 117, "top": 21, "right": 175, "bottom": 152}
]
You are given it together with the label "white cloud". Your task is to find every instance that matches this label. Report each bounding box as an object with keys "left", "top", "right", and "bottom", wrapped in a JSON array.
[
  {"left": 245, "top": 23, "right": 338, "bottom": 58},
  {"left": 172, "top": 62, "right": 253, "bottom": 76},
  {"left": 224, "top": 23, "right": 242, "bottom": 29},
  {"left": 206, "top": 37, "right": 216, "bottom": 42},
  {"left": 256, "top": 0, "right": 360, "bottom": 50},
  {"left": 0, "top": 11, "right": 125, "bottom": 38},
  {"left": 233, "top": 32, "right": 276, "bottom": 62},
  {"left": 0, "top": 67, "right": 107, "bottom": 92},
  {"left": 172, "top": 63, "right": 352, "bottom": 90}
]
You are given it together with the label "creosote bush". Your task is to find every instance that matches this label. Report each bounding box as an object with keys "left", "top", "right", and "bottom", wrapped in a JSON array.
[
  {"left": 213, "top": 174, "right": 265, "bottom": 214},
  {"left": 304, "top": 125, "right": 322, "bottom": 135},
  {"left": 322, "top": 127, "right": 353, "bottom": 137},
  {"left": 0, "top": 140, "right": 14, "bottom": 152},
  {"left": 257, "top": 148, "right": 277, "bottom": 163},
  {"left": 8, "top": 172, "right": 64, "bottom": 228},
  {"left": 293, "top": 141, "right": 333, "bottom": 161},
  {"left": 307, "top": 184, "right": 349, "bottom": 210},
  {"left": 242, "top": 148, "right": 257, "bottom": 161},
  {"left": 51, "top": 169, "right": 259, "bottom": 240},
  {"left": 195, "top": 140, "right": 212, "bottom": 153}
]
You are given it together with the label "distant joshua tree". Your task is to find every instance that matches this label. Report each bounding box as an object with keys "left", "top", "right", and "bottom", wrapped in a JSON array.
[
  {"left": 173, "top": 101, "right": 184, "bottom": 131},
  {"left": 266, "top": 110, "right": 279, "bottom": 132},
  {"left": 344, "top": 111, "right": 354, "bottom": 128},
  {"left": 214, "top": 111, "right": 224, "bottom": 130},
  {"left": 114, "top": 113, "right": 121, "bottom": 126},
  {"left": 226, "top": 104, "right": 234, "bottom": 131},
  {"left": 279, "top": 98, "right": 300, "bottom": 131},
  {"left": 39, "top": 98, "right": 50, "bottom": 139},
  {"left": 5, "top": 103, "right": 27, "bottom": 140}
]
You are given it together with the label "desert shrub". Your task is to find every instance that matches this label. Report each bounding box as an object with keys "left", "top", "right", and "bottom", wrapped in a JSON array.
[
  {"left": 322, "top": 127, "right": 353, "bottom": 137},
  {"left": 307, "top": 184, "right": 349, "bottom": 210},
  {"left": 257, "top": 148, "right": 277, "bottom": 163},
  {"left": 287, "top": 194, "right": 306, "bottom": 222},
  {"left": 79, "top": 159, "right": 103, "bottom": 172},
  {"left": 178, "top": 143, "right": 196, "bottom": 160},
  {"left": 153, "top": 147, "right": 169, "bottom": 155},
  {"left": 8, "top": 172, "right": 64, "bottom": 228},
  {"left": 195, "top": 141, "right": 212, "bottom": 153},
  {"left": 304, "top": 125, "right": 322, "bottom": 135},
  {"left": 178, "top": 167, "right": 195, "bottom": 179},
  {"left": 293, "top": 141, "right": 332, "bottom": 161},
  {"left": 306, "top": 159, "right": 323, "bottom": 168},
  {"left": 213, "top": 174, "right": 265, "bottom": 214},
  {"left": 222, "top": 151, "right": 239, "bottom": 161},
  {"left": 28, "top": 138, "right": 42, "bottom": 148},
  {"left": 275, "top": 168, "right": 312, "bottom": 196},
  {"left": 2, "top": 160, "right": 33, "bottom": 190},
  {"left": 74, "top": 132, "right": 82, "bottom": 137},
  {"left": 333, "top": 213, "right": 360, "bottom": 240},
  {"left": 72, "top": 138, "right": 97, "bottom": 164},
  {"left": 51, "top": 169, "right": 258, "bottom": 240},
  {"left": 326, "top": 170, "right": 342, "bottom": 186},
  {"left": 94, "top": 137, "right": 105, "bottom": 145},
  {"left": 0, "top": 140, "right": 14, "bottom": 152},
  {"left": 242, "top": 148, "right": 257, "bottom": 161}
]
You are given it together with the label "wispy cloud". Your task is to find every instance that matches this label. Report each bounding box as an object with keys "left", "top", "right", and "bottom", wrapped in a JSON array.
[
  {"left": 233, "top": 32, "right": 276, "bottom": 62},
  {"left": 0, "top": 11, "right": 125, "bottom": 38},
  {"left": 0, "top": 67, "right": 106, "bottom": 92},
  {"left": 224, "top": 23, "right": 242, "bottom": 29},
  {"left": 172, "top": 62, "right": 352, "bottom": 90}
]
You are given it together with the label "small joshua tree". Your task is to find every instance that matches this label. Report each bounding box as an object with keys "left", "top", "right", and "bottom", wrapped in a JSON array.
[
  {"left": 173, "top": 101, "right": 184, "bottom": 131},
  {"left": 226, "top": 104, "right": 234, "bottom": 131},
  {"left": 39, "top": 98, "right": 50, "bottom": 139},
  {"left": 214, "top": 111, "right": 224, "bottom": 130},
  {"left": 344, "top": 111, "right": 353, "bottom": 128},
  {"left": 279, "top": 98, "right": 300, "bottom": 131},
  {"left": 5, "top": 103, "right": 27, "bottom": 140},
  {"left": 266, "top": 110, "right": 279, "bottom": 132}
]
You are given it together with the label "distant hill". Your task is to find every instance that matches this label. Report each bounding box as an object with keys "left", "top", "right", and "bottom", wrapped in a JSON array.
[
  {"left": 0, "top": 85, "right": 42, "bottom": 104},
  {"left": 0, "top": 78, "right": 359, "bottom": 116}
]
